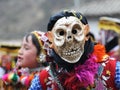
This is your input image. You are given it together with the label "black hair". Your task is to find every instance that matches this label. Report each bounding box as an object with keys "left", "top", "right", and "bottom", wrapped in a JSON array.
[
  {"left": 25, "top": 33, "right": 41, "bottom": 56},
  {"left": 47, "top": 10, "right": 88, "bottom": 31}
]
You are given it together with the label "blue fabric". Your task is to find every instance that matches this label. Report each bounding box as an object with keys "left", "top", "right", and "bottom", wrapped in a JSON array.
[
  {"left": 29, "top": 75, "right": 42, "bottom": 90},
  {"left": 115, "top": 61, "right": 120, "bottom": 88}
]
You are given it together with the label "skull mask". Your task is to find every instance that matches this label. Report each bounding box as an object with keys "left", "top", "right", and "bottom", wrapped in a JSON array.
[{"left": 50, "top": 16, "right": 87, "bottom": 63}]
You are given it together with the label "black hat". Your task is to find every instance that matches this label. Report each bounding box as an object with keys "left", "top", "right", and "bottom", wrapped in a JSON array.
[{"left": 47, "top": 10, "right": 88, "bottom": 31}]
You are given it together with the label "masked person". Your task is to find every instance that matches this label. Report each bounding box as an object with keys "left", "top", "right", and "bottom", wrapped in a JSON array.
[
  {"left": 29, "top": 10, "right": 118, "bottom": 90},
  {"left": 2, "top": 31, "right": 50, "bottom": 90}
]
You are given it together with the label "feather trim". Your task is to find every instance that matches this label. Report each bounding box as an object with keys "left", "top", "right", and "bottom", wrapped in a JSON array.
[
  {"left": 58, "top": 55, "right": 98, "bottom": 89},
  {"left": 75, "top": 55, "right": 98, "bottom": 88},
  {"left": 93, "top": 43, "right": 109, "bottom": 62}
]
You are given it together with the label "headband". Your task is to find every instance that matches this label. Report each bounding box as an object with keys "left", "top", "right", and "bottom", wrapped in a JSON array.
[{"left": 31, "top": 31, "right": 49, "bottom": 63}]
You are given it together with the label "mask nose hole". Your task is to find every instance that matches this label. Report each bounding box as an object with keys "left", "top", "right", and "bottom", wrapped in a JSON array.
[{"left": 68, "top": 36, "right": 72, "bottom": 39}]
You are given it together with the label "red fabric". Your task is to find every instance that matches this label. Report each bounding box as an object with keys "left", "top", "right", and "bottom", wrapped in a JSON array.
[
  {"left": 39, "top": 70, "right": 49, "bottom": 90},
  {"left": 101, "top": 59, "right": 117, "bottom": 90},
  {"left": 58, "top": 72, "right": 82, "bottom": 90},
  {"left": 39, "top": 69, "right": 60, "bottom": 90}
]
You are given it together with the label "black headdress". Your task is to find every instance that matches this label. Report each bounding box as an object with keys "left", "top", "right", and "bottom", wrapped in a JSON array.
[{"left": 47, "top": 10, "right": 88, "bottom": 31}]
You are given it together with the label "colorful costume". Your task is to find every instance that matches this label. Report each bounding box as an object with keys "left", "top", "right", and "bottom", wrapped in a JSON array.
[
  {"left": 2, "top": 68, "right": 39, "bottom": 90},
  {"left": 29, "top": 10, "right": 119, "bottom": 90}
]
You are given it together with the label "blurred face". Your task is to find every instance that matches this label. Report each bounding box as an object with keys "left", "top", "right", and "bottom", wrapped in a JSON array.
[
  {"left": 1, "top": 55, "right": 11, "bottom": 68},
  {"left": 17, "top": 35, "right": 38, "bottom": 68}
]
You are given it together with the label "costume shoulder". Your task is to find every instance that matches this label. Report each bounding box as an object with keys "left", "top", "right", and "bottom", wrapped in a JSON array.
[{"left": 93, "top": 43, "right": 117, "bottom": 89}]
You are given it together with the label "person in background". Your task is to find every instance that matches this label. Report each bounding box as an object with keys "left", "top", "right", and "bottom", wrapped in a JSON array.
[
  {"left": 1, "top": 30, "right": 50, "bottom": 90},
  {"left": 1, "top": 54, "right": 12, "bottom": 73},
  {"left": 29, "top": 10, "right": 119, "bottom": 90}
]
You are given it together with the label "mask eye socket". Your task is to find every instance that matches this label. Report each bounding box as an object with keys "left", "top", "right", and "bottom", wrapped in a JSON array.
[
  {"left": 59, "top": 30, "right": 64, "bottom": 36},
  {"left": 56, "top": 29, "right": 65, "bottom": 37},
  {"left": 72, "top": 24, "right": 82, "bottom": 35},
  {"left": 72, "top": 29, "right": 77, "bottom": 34}
]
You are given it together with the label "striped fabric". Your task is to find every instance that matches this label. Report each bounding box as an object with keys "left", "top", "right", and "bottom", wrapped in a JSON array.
[
  {"left": 115, "top": 61, "right": 120, "bottom": 89},
  {"left": 29, "top": 75, "right": 42, "bottom": 90}
]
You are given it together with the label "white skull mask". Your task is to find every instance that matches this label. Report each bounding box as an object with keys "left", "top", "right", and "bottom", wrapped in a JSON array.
[{"left": 52, "top": 16, "right": 86, "bottom": 63}]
